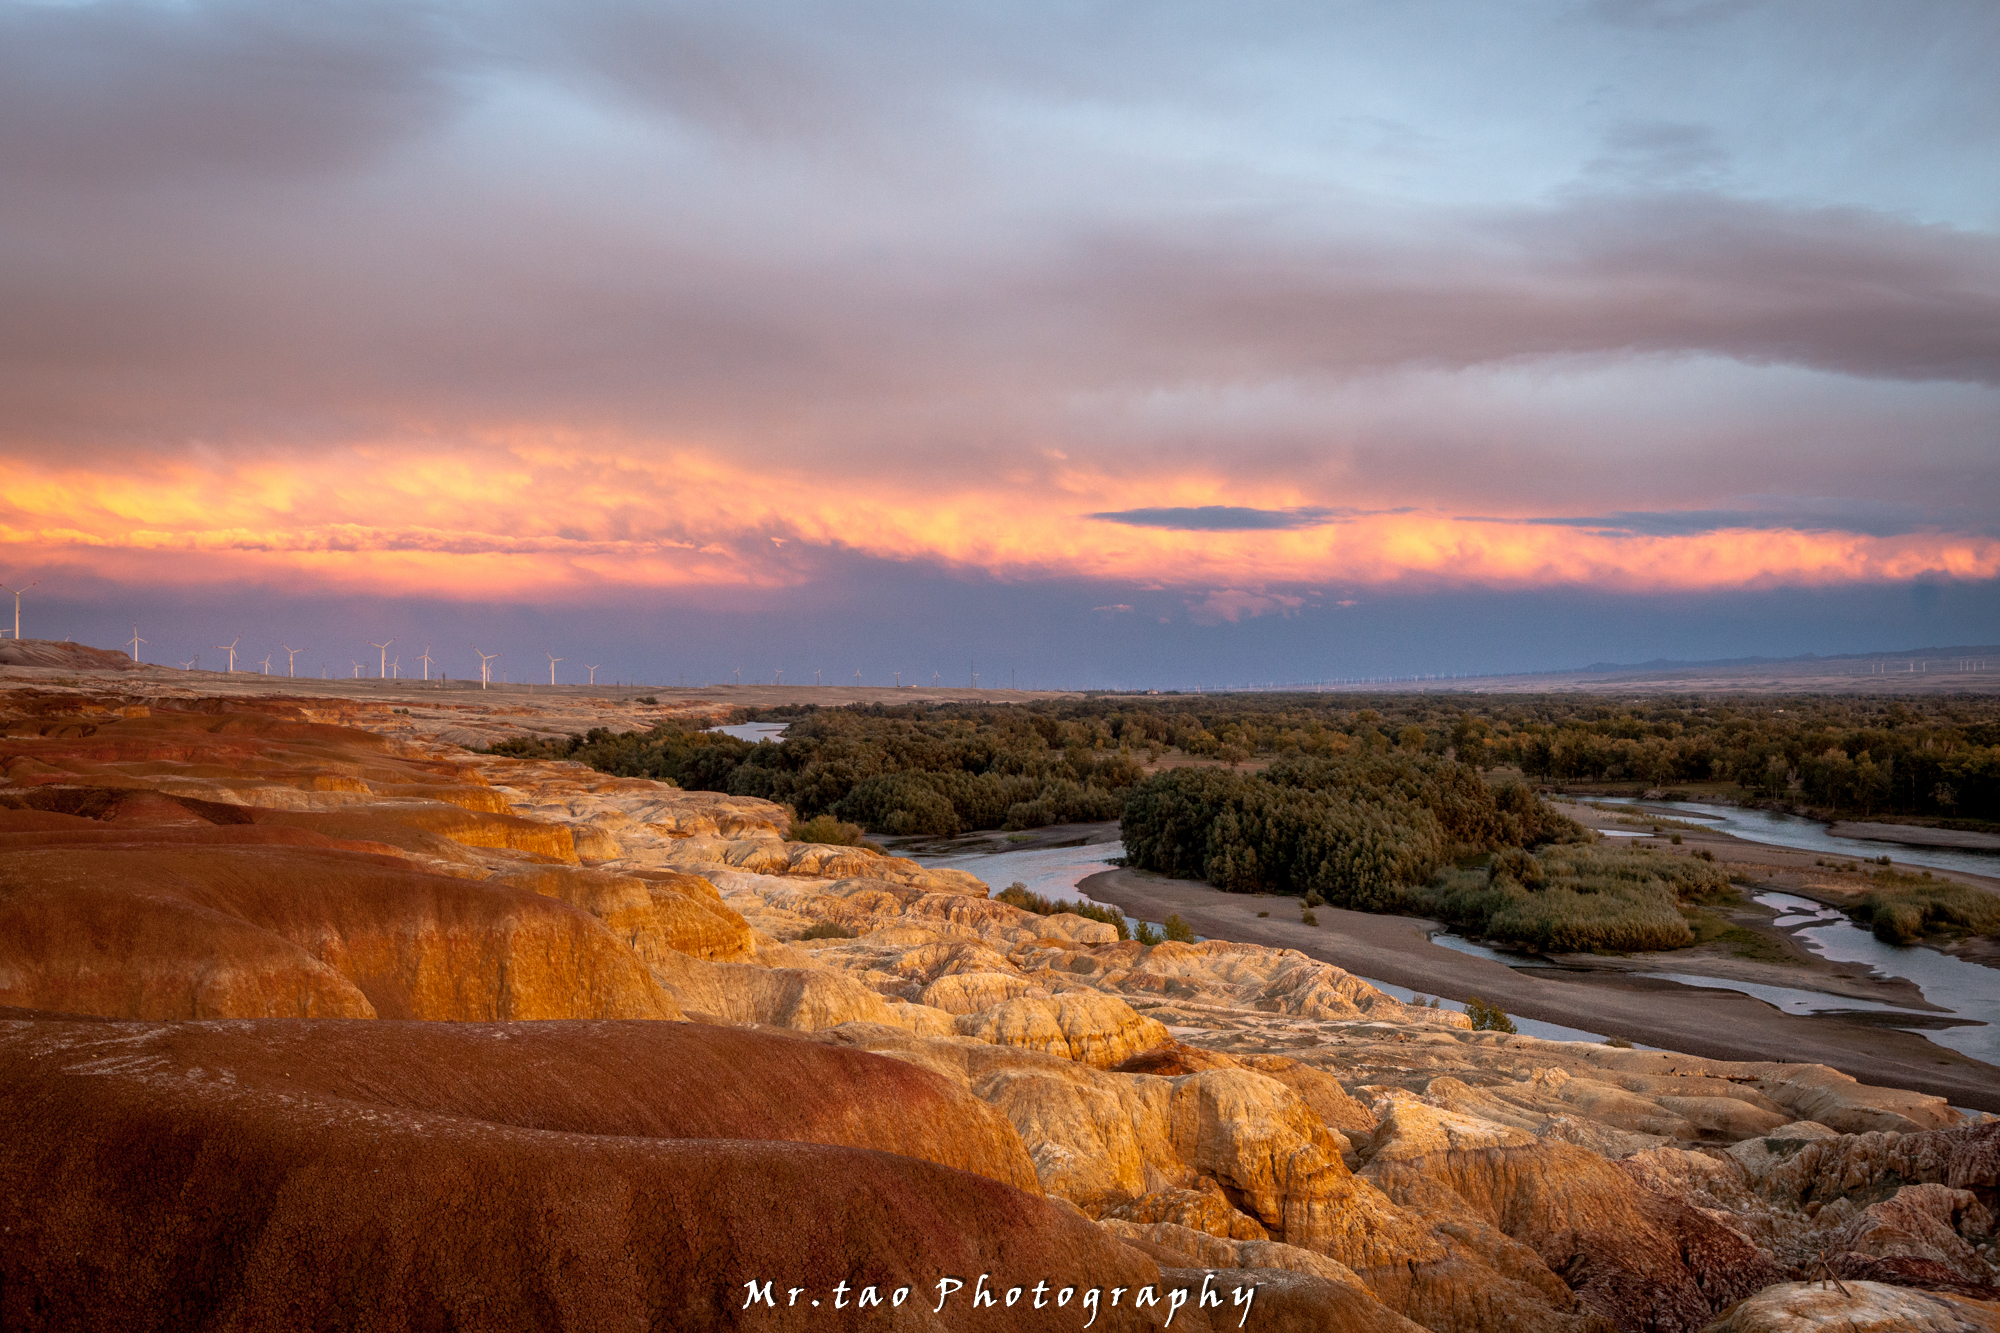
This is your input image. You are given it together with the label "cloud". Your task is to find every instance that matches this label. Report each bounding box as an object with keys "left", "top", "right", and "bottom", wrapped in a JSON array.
[
  {"left": 0, "top": 0, "right": 1994, "bottom": 640},
  {"left": 0, "top": 0, "right": 461, "bottom": 186},
  {"left": 1186, "top": 589, "right": 1308, "bottom": 625},
  {"left": 1463, "top": 497, "right": 1994, "bottom": 540},
  {"left": 1088, "top": 506, "right": 1353, "bottom": 531},
  {"left": 7, "top": 441, "right": 1995, "bottom": 603}
]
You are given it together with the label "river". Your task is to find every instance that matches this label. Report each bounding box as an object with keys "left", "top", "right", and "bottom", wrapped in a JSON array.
[
  {"left": 1592, "top": 796, "right": 2000, "bottom": 879},
  {"left": 909, "top": 838, "right": 1620, "bottom": 1045}
]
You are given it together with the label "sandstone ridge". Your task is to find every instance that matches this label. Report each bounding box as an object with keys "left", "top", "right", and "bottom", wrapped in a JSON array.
[{"left": 2, "top": 686, "right": 1995, "bottom": 1332}]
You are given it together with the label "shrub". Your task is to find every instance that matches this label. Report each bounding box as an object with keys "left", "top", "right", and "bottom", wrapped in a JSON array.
[
  {"left": 1301, "top": 909, "right": 1319, "bottom": 927},
  {"left": 1848, "top": 877, "right": 2000, "bottom": 944},
  {"left": 1413, "top": 843, "right": 1733, "bottom": 953},
  {"left": 1256, "top": 910, "right": 1269, "bottom": 917},
  {"left": 1163, "top": 913, "right": 1196, "bottom": 943},
  {"left": 993, "top": 882, "right": 1131, "bottom": 940},
  {"left": 1464, "top": 997, "right": 1517, "bottom": 1033},
  {"left": 788, "top": 814, "right": 870, "bottom": 846},
  {"left": 1135, "top": 921, "right": 1164, "bottom": 946},
  {"left": 798, "top": 920, "right": 857, "bottom": 940}
]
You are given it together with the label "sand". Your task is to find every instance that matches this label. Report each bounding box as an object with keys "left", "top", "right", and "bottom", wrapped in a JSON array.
[{"left": 1078, "top": 864, "right": 1998, "bottom": 1111}]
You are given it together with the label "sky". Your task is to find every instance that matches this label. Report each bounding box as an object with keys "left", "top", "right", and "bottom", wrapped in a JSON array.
[{"left": 2, "top": 0, "right": 1997, "bottom": 688}]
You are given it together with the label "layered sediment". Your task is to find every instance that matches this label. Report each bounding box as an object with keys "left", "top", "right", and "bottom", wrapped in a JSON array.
[{"left": 1, "top": 686, "right": 1994, "bottom": 1331}]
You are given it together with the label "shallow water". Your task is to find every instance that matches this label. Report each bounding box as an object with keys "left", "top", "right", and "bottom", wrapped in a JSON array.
[
  {"left": 708, "top": 722, "right": 788, "bottom": 744},
  {"left": 1594, "top": 797, "right": 2000, "bottom": 879},
  {"left": 1749, "top": 892, "right": 1999, "bottom": 1065},
  {"left": 908, "top": 840, "right": 1619, "bottom": 1043},
  {"left": 917, "top": 840, "right": 1128, "bottom": 900}
]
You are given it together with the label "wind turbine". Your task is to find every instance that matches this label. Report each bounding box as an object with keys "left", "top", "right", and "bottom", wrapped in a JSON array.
[
  {"left": 474, "top": 648, "right": 498, "bottom": 689},
  {"left": 180, "top": 658, "right": 198, "bottom": 672},
  {"left": 216, "top": 637, "right": 240, "bottom": 672},
  {"left": 128, "top": 626, "right": 146, "bottom": 663},
  {"left": 894, "top": 671, "right": 901, "bottom": 687},
  {"left": 0, "top": 580, "right": 36, "bottom": 639},
  {"left": 281, "top": 644, "right": 300, "bottom": 677},
  {"left": 391, "top": 656, "right": 401, "bottom": 679},
  {"left": 854, "top": 669, "right": 861, "bottom": 686},
  {"left": 775, "top": 668, "right": 782, "bottom": 684},
  {"left": 418, "top": 645, "right": 434, "bottom": 681},
  {"left": 586, "top": 664, "right": 600, "bottom": 685},
  {"left": 352, "top": 661, "right": 364, "bottom": 679},
  {"left": 259, "top": 655, "right": 272, "bottom": 675},
  {"left": 733, "top": 668, "right": 741, "bottom": 684},
  {"left": 370, "top": 639, "right": 393, "bottom": 679},
  {"left": 547, "top": 652, "right": 563, "bottom": 685}
]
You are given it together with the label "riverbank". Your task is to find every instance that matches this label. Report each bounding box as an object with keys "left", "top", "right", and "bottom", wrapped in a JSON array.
[{"left": 1076, "top": 863, "right": 2000, "bottom": 1112}]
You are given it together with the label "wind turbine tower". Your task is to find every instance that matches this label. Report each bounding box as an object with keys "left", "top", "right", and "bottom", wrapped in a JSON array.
[
  {"left": 0, "top": 580, "right": 36, "bottom": 639},
  {"left": 216, "top": 638, "right": 240, "bottom": 672},
  {"left": 854, "top": 669, "right": 861, "bottom": 686},
  {"left": 128, "top": 627, "right": 146, "bottom": 663},
  {"left": 547, "top": 652, "right": 564, "bottom": 685},
  {"left": 281, "top": 644, "right": 300, "bottom": 677},
  {"left": 180, "top": 658, "right": 197, "bottom": 672},
  {"left": 352, "top": 661, "right": 364, "bottom": 678},
  {"left": 418, "top": 645, "right": 434, "bottom": 681},
  {"left": 370, "top": 640, "right": 393, "bottom": 679},
  {"left": 586, "top": 664, "right": 600, "bottom": 685},
  {"left": 474, "top": 649, "right": 498, "bottom": 689},
  {"left": 259, "top": 655, "right": 272, "bottom": 675}
]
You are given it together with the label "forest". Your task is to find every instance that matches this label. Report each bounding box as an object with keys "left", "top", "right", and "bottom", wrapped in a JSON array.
[
  {"left": 488, "top": 690, "right": 1999, "bottom": 952},
  {"left": 499, "top": 690, "right": 2000, "bottom": 828}
]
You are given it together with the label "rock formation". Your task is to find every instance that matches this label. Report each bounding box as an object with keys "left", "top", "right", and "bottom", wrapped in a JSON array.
[{"left": 2, "top": 685, "right": 1996, "bottom": 1332}]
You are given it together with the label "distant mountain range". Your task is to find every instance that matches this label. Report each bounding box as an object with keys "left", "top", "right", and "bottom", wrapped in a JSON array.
[{"left": 1568, "top": 645, "right": 2000, "bottom": 674}]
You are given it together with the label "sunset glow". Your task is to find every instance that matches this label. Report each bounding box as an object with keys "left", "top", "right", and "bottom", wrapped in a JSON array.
[{"left": 2, "top": 0, "right": 1995, "bottom": 681}]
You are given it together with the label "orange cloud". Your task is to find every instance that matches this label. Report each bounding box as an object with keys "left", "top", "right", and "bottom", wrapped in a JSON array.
[{"left": 3, "top": 440, "right": 1995, "bottom": 600}]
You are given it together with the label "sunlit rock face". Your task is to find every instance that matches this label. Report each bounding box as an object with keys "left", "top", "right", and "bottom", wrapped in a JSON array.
[{"left": 2, "top": 687, "right": 1996, "bottom": 1332}]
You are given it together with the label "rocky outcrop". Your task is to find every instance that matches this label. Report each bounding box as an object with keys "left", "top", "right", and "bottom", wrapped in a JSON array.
[
  {"left": 0, "top": 1018, "right": 1197, "bottom": 1331},
  {"left": 0, "top": 837, "right": 681, "bottom": 1021},
  {"left": 955, "top": 994, "right": 1171, "bottom": 1067},
  {"left": 1363, "top": 1096, "right": 1783, "bottom": 1331},
  {"left": 7, "top": 688, "right": 1998, "bottom": 1333},
  {"left": 1701, "top": 1280, "right": 2000, "bottom": 1332}
]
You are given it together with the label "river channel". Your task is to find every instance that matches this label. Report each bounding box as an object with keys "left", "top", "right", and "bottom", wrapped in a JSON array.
[{"left": 1592, "top": 796, "right": 2000, "bottom": 879}]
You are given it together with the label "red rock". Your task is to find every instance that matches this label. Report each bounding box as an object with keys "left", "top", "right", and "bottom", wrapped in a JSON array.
[{"left": 0, "top": 1017, "right": 1191, "bottom": 1331}]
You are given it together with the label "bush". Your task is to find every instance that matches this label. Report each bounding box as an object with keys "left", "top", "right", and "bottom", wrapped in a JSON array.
[
  {"left": 1163, "top": 913, "right": 1196, "bottom": 942},
  {"left": 1464, "top": 997, "right": 1517, "bottom": 1033},
  {"left": 1413, "top": 843, "right": 1734, "bottom": 953},
  {"left": 994, "top": 882, "right": 1131, "bottom": 940},
  {"left": 788, "top": 814, "right": 870, "bottom": 846},
  {"left": 1135, "top": 921, "right": 1164, "bottom": 946},
  {"left": 1849, "top": 876, "right": 2000, "bottom": 944},
  {"left": 798, "top": 920, "right": 857, "bottom": 940},
  {"left": 1301, "top": 909, "right": 1319, "bottom": 927}
]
